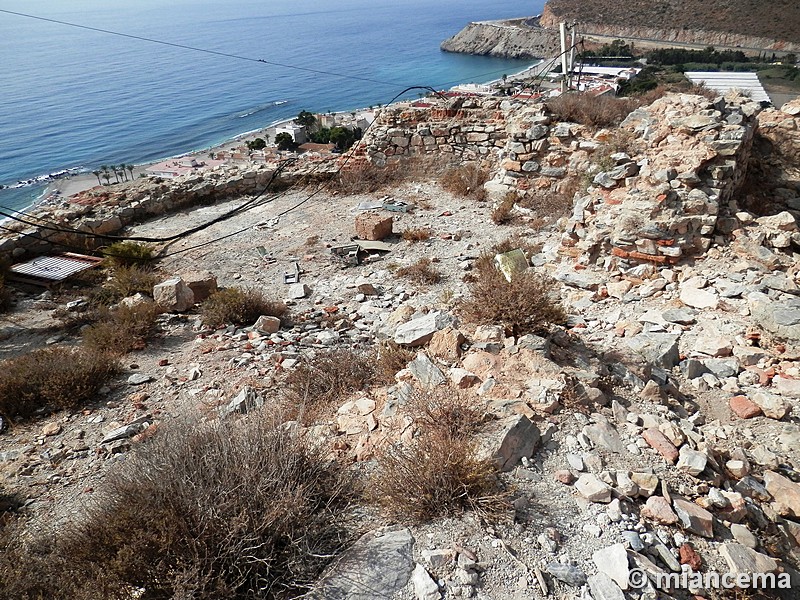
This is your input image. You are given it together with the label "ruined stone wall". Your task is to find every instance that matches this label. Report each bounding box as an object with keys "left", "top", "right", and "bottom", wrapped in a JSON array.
[
  {"left": 0, "top": 165, "right": 290, "bottom": 260},
  {"left": 563, "top": 94, "right": 762, "bottom": 267}
]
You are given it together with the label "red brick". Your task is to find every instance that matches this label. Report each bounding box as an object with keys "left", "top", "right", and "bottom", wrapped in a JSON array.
[
  {"left": 355, "top": 212, "right": 393, "bottom": 241},
  {"left": 729, "top": 395, "right": 762, "bottom": 419},
  {"left": 642, "top": 428, "right": 679, "bottom": 463}
]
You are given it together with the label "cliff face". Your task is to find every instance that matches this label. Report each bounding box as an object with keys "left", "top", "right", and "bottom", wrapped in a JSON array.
[
  {"left": 541, "top": 0, "right": 800, "bottom": 51},
  {"left": 440, "top": 21, "right": 560, "bottom": 60}
]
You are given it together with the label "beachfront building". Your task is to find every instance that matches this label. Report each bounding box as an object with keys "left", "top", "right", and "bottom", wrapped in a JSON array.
[{"left": 275, "top": 123, "right": 307, "bottom": 144}]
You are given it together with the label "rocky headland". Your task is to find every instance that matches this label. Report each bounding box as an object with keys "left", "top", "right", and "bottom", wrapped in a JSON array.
[{"left": 442, "top": 0, "right": 800, "bottom": 60}]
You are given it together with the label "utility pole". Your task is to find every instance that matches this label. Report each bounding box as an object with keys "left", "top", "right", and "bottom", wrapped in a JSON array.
[
  {"left": 568, "top": 22, "right": 577, "bottom": 90},
  {"left": 559, "top": 22, "right": 569, "bottom": 93}
]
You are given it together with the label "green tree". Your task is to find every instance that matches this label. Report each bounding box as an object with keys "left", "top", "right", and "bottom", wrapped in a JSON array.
[
  {"left": 127, "top": 164, "right": 135, "bottom": 180},
  {"left": 246, "top": 137, "right": 267, "bottom": 151},
  {"left": 92, "top": 170, "right": 102, "bottom": 186},
  {"left": 275, "top": 132, "right": 297, "bottom": 152},
  {"left": 295, "top": 110, "right": 317, "bottom": 132},
  {"left": 100, "top": 165, "right": 110, "bottom": 185}
]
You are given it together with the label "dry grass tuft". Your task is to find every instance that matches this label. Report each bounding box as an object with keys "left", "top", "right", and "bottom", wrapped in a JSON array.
[
  {"left": 401, "top": 227, "right": 432, "bottom": 242},
  {"left": 283, "top": 349, "right": 376, "bottom": 421},
  {"left": 0, "top": 347, "right": 117, "bottom": 421},
  {"left": 441, "top": 163, "right": 488, "bottom": 201},
  {"left": 545, "top": 93, "right": 639, "bottom": 128},
  {"left": 201, "top": 287, "right": 286, "bottom": 328},
  {"left": 0, "top": 417, "right": 354, "bottom": 600},
  {"left": 370, "top": 390, "right": 508, "bottom": 524},
  {"left": 395, "top": 258, "right": 442, "bottom": 284},
  {"left": 82, "top": 302, "right": 162, "bottom": 356},
  {"left": 89, "top": 264, "right": 159, "bottom": 306},
  {"left": 460, "top": 255, "right": 565, "bottom": 337},
  {"left": 492, "top": 192, "right": 517, "bottom": 225},
  {"left": 374, "top": 340, "right": 415, "bottom": 385}
]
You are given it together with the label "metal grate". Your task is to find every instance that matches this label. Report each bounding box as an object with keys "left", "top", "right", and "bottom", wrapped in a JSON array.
[{"left": 9, "top": 252, "right": 103, "bottom": 285}]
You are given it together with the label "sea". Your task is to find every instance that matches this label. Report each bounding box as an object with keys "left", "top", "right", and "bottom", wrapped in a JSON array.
[{"left": 0, "top": 0, "right": 546, "bottom": 212}]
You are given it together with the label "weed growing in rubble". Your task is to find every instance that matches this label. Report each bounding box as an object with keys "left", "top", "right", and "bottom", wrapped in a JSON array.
[
  {"left": 0, "top": 347, "right": 117, "bottom": 421},
  {"left": 395, "top": 257, "right": 442, "bottom": 284},
  {"left": 441, "top": 163, "right": 488, "bottom": 201},
  {"left": 460, "top": 250, "right": 565, "bottom": 337},
  {"left": 201, "top": 287, "right": 286, "bottom": 328},
  {"left": 82, "top": 302, "right": 162, "bottom": 356},
  {"left": 545, "top": 93, "right": 639, "bottom": 128},
  {"left": 375, "top": 340, "right": 415, "bottom": 384},
  {"left": 491, "top": 192, "right": 517, "bottom": 225},
  {"left": 0, "top": 417, "right": 354, "bottom": 600},
  {"left": 400, "top": 227, "right": 432, "bottom": 242},
  {"left": 283, "top": 348, "right": 376, "bottom": 421},
  {"left": 370, "top": 391, "right": 508, "bottom": 523},
  {"left": 87, "top": 264, "right": 159, "bottom": 306}
]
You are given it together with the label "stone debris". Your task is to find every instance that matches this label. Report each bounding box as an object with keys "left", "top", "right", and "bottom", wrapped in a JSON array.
[
  {"left": 5, "top": 91, "right": 800, "bottom": 600},
  {"left": 153, "top": 277, "right": 195, "bottom": 312}
]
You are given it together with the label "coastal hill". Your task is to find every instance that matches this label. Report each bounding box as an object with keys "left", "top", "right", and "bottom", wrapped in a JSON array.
[
  {"left": 542, "top": 0, "right": 800, "bottom": 47},
  {"left": 442, "top": 0, "right": 800, "bottom": 60}
]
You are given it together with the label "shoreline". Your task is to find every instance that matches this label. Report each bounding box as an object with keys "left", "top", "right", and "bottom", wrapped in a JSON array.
[{"left": 23, "top": 60, "right": 539, "bottom": 213}]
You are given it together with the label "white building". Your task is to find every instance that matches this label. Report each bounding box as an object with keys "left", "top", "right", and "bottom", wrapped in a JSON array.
[{"left": 276, "top": 123, "right": 307, "bottom": 144}]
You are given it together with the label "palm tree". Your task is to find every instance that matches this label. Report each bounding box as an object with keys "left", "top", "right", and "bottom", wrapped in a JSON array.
[
  {"left": 118, "top": 164, "right": 127, "bottom": 182},
  {"left": 127, "top": 164, "right": 135, "bottom": 180},
  {"left": 92, "top": 170, "right": 102, "bottom": 186},
  {"left": 100, "top": 165, "right": 110, "bottom": 185},
  {"left": 112, "top": 165, "right": 120, "bottom": 184}
]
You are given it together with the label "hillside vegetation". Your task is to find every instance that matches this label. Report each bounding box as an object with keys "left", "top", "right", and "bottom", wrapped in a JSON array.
[{"left": 544, "top": 0, "right": 800, "bottom": 45}]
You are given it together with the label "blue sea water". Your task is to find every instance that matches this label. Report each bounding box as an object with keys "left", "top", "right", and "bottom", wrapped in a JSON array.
[{"left": 0, "top": 0, "right": 545, "bottom": 211}]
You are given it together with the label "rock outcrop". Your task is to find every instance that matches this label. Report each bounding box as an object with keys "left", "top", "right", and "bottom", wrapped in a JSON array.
[{"left": 441, "top": 19, "right": 559, "bottom": 59}]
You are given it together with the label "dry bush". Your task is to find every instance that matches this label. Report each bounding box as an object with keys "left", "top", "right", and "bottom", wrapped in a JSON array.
[
  {"left": 0, "top": 347, "right": 117, "bottom": 421},
  {"left": 0, "top": 417, "right": 354, "bottom": 599},
  {"left": 441, "top": 163, "right": 488, "bottom": 201},
  {"left": 283, "top": 349, "right": 376, "bottom": 421},
  {"left": 472, "top": 236, "right": 542, "bottom": 274},
  {"left": 89, "top": 264, "right": 159, "bottom": 306},
  {"left": 545, "top": 93, "right": 639, "bottom": 128},
  {"left": 82, "top": 302, "right": 162, "bottom": 356},
  {"left": 375, "top": 340, "right": 415, "bottom": 385},
  {"left": 201, "top": 287, "right": 286, "bottom": 328},
  {"left": 101, "top": 241, "right": 154, "bottom": 268},
  {"left": 401, "top": 227, "right": 431, "bottom": 242},
  {"left": 370, "top": 427, "right": 509, "bottom": 524},
  {"left": 517, "top": 177, "right": 582, "bottom": 226},
  {"left": 330, "top": 163, "right": 404, "bottom": 194},
  {"left": 407, "top": 388, "right": 485, "bottom": 438},
  {"left": 0, "top": 279, "right": 10, "bottom": 314},
  {"left": 395, "top": 258, "right": 442, "bottom": 284},
  {"left": 459, "top": 258, "right": 566, "bottom": 337},
  {"left": 492, "top": 193, "right": 517, "bottom": 225}
]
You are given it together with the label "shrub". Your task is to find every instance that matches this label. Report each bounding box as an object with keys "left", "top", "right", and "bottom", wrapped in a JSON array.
[
  {"left": 375, "top": 340, "right": 415, "bottom": 385},
  {"left": 0, "top": 417, "right": 354, "bottom": 599},
  {"left": 0, "top": 278, "right": 10, "bottom": 314},
  {"left": 440, "top": 163, "right": 488, "bottom": 201},
  {"left": 201, "top": 287, "right": 286, "bottom": 328},
  {"left": 545, "top": 93, "right": 638, "bottom": 128},
  {"left": 401, "top": 227, "right": 431, "bottom": 242},
  {"left": 408, "top": 388, "right": 485, "bottom": 438},
  {"left": 0, "top": 347, "right": 117, "bottom": 420},
  {"left": 492, "top": 193, "right": 517, "bottom": 225},
  {"left": 82, "top": 302, "right": 162, "bottom": 355},
  {"left": 395, "top": 258, "right": 442, "bottom": 284},
  {"left": 459, "top": 258, "right": 566, "bottom": 337},
  {"left": 101, "top": 241, "right": 154, "bottom": 267},
  {"left": 283, "top": 349, "right": 376, "bottom": 421},
  {"left": 88, "top": 264, "right": 159, "bottom": 306},
  {"left": 370, "top": 426, "right": 509, "bottom": 523}
]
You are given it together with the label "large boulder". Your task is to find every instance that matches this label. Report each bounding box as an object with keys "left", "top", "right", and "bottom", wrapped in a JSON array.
[{"left": 153, "top": 277, "right": 194, "bottom": 312}]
